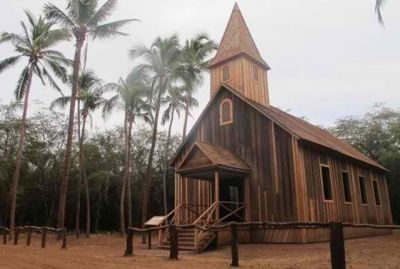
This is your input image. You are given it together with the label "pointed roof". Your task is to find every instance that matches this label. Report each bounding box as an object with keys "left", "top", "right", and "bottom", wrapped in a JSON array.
[{"left": 208, "top": 3, "right": 269, "bottom": 69}]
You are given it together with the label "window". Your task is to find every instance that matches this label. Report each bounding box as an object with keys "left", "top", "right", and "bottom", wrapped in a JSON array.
[
  {"left": 342, "top": 172, "right": 352, "bottom": 202},
  {"left": 321, "top": 166, "right": 333, "bottom": 200},
  {"left": 222, "top": 65, "right": 230, "bottom": 81},
  {"left": 252, "top": 64, "right": 259, "bottom": 81},
  {"left": 220, "top": 98, "right": 233, "bottom": 125},
  {"left": 373, "top": 180, "right": 381, "bottom": 206},
  {"left": 359, "top": 176, "right": 368, "bottom": 204}
]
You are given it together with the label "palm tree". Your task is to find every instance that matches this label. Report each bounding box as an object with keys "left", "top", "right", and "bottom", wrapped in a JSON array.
[
  {"left": 0, "top": 11, "right": 70, "bottom": 233},
  {"left": 129, "top": 35, "right": 181, "bottom": 228},
  {"left": 44, "top": 0, "right": 138, "bottom": 229},
  {"left": 103, "top": 67, "right": 152, "bottom": 234},
  {"left": 375, "top": 0, "right": 387, "bottom": 24},
  {"left": 51, "top": 70, "right": 105, "bottom": 238},
  {"left": 178, "top": 34, "right": 217, "bottom": 140},
  {"left": 160, "top": 86, "right": 185, "bottom": 215}
]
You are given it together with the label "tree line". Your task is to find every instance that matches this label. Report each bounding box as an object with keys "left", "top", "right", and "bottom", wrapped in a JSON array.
[{"left": 0, "top": 0, "right": 216, "bottom": 237}]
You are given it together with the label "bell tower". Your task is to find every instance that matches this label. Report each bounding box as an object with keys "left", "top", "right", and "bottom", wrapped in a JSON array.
[{"left": 208, "top": 3, "right": 270, "bottom": 106}]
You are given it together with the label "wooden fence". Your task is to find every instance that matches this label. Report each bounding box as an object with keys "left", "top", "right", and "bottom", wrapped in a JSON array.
[
  {"left": 0, "top": 226, "right": 67, "bottom": 249},
  {"left": 125, "top": 221, "right": 400, "bottom": 269}
]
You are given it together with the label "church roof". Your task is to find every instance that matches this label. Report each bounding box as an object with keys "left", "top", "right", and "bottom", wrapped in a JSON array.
[
  {"left": 176, "top": 141, "right": 250, "bottom": 173},
  {"left": 172, "top": 84, "right": 388, "bottom": 172},
  {"left": 208, "top": 3, "right": 269, "bottom": 69}
]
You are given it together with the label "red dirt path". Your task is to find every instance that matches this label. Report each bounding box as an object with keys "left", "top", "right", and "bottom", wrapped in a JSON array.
[{"left": 0, "top": 232, "right": 399, "bottom": 268}]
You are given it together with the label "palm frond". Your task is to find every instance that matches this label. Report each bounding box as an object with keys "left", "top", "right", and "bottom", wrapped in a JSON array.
[
  {"left": 44, "top": 59, "right": 68, "bottom": 83},
  {"left": 90, "top": 19, "right": 138, "bottom": 40},
  {"left": 0, "top": 56, "right": 21, "bottom": 74},
  {"left": 43, "top": 3, "right": 76, "bottom": 28},
  {"left": 14, "top": 65, "right": 31, "bottom": 101},
  {"left": 375, "top": 0, "right": 387, "bottom": 25},
  {"left": 42, "top": 66, "right": 64, "bottom": 95},
  {"left": 0, "top": 32, "right": 28, "bottom": 47},
  {"left": 87, "top": 0, "right": 118, "bottom": 27},
  {"left": 50, "top": 96, "right": 71, "bottom": 110},
  {"left": 41, "top": 29, "right": 72, "bottom": 48},
  {"left": 23, "top": 10, "right": 36, "bottom": 28}
]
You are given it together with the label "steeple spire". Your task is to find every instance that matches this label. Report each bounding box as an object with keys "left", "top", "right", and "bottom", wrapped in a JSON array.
[{"left": 208, "top": 3, "right": 269, "bottom": 69}]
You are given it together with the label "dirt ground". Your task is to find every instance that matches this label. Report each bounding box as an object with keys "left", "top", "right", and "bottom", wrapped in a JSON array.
[{"left": 0, "top": 232, "right": 399, "bottom": 269}]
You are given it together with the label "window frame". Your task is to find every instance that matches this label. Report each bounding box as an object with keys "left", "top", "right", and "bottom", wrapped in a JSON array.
[
  {"left": 320, "top": 164, "right": 333, "bottom": 202},
  {"left": 341, "top": 171, "right": 352, "bottom": 203},
  {"left": 358, "top": 175, "right": 368, "bottom": 205},
  {"left": 372, "top": 179, "right": 381, "bottom": 206},
  {"left": 222, "top": 65, "right": 230, "bottom": 81},
  {"left": 252, "top": 64, "right": 259, "bottom": 82},
  {"left": 219, "top": 98, "right": 233, "bottom": 126}
]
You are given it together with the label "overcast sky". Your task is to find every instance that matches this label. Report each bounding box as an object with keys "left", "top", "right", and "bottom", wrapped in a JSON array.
[{"left": 0, "top": 0, "right": 399, "bottom": 136}]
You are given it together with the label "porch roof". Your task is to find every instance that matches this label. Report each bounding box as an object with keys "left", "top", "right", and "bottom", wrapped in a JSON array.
[{"left": 176, "top": 141, "right": 250, "bottom": 176}]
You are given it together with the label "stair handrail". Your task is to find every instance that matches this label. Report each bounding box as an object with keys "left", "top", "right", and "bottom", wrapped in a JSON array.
[
  {"left": 160, "top": 204, "right": 182, "bottom": 246},
  {"left": 193, "top": 201, "right": 218, "bottom": 226}
]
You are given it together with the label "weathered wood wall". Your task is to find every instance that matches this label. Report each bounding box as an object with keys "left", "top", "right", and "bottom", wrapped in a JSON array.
[
  {"left": 174, "top": 89, "right": 297, "bottom": 223},
  {"left": 210, "top": 57, "right": 269, "bottom": 106},
  {"left": 298, "top": 144, "right": 392, "bottom": 225}
]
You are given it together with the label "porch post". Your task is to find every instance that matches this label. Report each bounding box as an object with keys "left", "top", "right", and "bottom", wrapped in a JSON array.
[{"left": 215, "top": 171, "right": 220, "bottom": 220}]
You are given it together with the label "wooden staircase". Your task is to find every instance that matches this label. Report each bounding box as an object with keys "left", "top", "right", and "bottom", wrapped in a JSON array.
[
  {"left": 157, "top": 201, "right": 245, "bottom": 253},
  {"left": 159, "top": 226, "right": 216, "bottom": 252}
]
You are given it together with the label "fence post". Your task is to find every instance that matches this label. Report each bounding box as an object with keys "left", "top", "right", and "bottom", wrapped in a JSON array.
[
  {"left": 27, "top": 227, "right": 32, "bottom": 246},
  {"left": 14, "top": 227, "right": 19, "bottom": 245},
  {"left": 124, "top": 229, "right": 134, "bottom": 256},
  {"left": 169, "top": 224, "right": 179, "bottom": 260},
  {"left": 41, "top": 228, "right": 47, "bottom": 248},
  {"left": 148, "top": 230, "right": 152, "bottom": 250},
  {"left": 330, "top": 222, "right": 346, "bottom": 269},
  {"left": 61, "top": 228, "right": 67, "bottom": 249},
  {"left": 3, "top": 227, "right": 7, "bottom": 245},
  {"left": 230, "top": 223, "right": 239, "bottom": 267}
]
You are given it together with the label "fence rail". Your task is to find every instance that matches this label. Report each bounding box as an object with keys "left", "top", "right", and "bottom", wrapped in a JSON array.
[
  {"left": 0, "top": 226, "right": 67, "bottom": 249},
  {"left": 125, "top": 221, "right": 400, "bottom": 269}
]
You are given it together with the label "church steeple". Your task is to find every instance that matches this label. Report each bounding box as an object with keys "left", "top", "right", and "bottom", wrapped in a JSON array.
[{"left": 208, "top": 3, "right": 270, "bottom": 106}]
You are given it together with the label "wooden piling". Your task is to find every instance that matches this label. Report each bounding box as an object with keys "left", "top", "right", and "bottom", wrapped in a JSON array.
[
  {"left": 230, "top": 223, "right": 239, "bottom": 267},
  {"left": 61, "top": 228, "right": 67, "bottom": 249},
  {"left": 330, "top": 222, "right": 346, "bottom": 269},
  {"left": 169, "top": 224, "right": 179, "bottom": 260},
  {"left": 41, "top": 228, "right": 47, "bottom": 248},
  {"left": 125, "top": 229, "right": 133, "bottom": 256},
  {"left": 27, "top": 227, "right": 32, "bottom": 246},
  {"left": 148, "top": 230, "right": 152, "bottom": 249},
  {"left": 14, "top": 227, "right": 19, "bottom": 245},
  {"left": 2, "top": 227, "right": 7, "bottom": 245}
]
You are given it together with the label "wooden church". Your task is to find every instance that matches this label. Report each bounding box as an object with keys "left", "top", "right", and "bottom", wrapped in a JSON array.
[{"left": 160, "top": 3, "right": 393, "bottom": 251}]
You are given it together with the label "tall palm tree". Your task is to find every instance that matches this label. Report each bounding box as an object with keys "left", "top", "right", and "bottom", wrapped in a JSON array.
[
  {"left": 0, "top": 11, "right": 70, "bottom": 233},
  {"left": 160, "top": 86, "right": 185, "bottom": 215},
  {"left": 375, "top": 0, "right": 387, "bottom": 24},
  {"left": 51, "top": 70, "right": 105, "bottom": 238},
  {"left": 44, "top": 0, "right": 138, "bottom": 228},
  {"left": 178, "top": 34, "right": 217, "bottom": 140},
  {"left": 103, "top": 67, "right": 152, "bottom": 234},
  {"left": 129, "top": 35, "right": 181, "bottom": 228}
]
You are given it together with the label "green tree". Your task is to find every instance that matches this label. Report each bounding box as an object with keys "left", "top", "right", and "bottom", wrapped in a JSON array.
[
  {"left": 178, "top": 34, "right": 217, "bottom": 139},
  {"left": 0, "top": 11, "right": 70, "bottom": 232},
  {"left": 160, "top": 86, "right": 185, "bottom": 215},
  {"left": 129, "top": 35, "right": 181, "bottom": 228},
  {"left": 103, "top": 67, "right": 152, "bottom": 234},
  {"left": 51, "top": 70, "right": 106, "bottom": 237},
  {"left": 44, "top": 0, "right": 138, "bottom": 229}
]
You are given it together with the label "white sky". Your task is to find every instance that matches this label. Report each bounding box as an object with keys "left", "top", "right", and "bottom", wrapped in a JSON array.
[{"left": 0, "top": 0, "right": 399, "bottom": 136}]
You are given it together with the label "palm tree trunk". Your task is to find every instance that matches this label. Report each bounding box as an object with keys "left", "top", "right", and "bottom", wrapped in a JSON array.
[
  {"left": 57, "top": 35, "right": 85, "bottom": 229},
  {"left": 9, "top": 64, "right": 34, "bottom": 233},
  {"left": 141, "top": 87, "right": 163, "bottom": 228},
  {"left": 120, "top": 110, "right": 128, "bottom": 235},
  {"left": 162, "top": 108, "right": 174, "bottom": 216},
  {"left": 76, "top": 99, "right": 82, "bottom": 238},
  {"left": 182, "top": 94, "right": 191, "bottom": 140},
  {"left": 81, "top": 113, "right": 90, "bottom": 238},
  {"left": 126, "top": 114, "right": 134, "bottom": 228}
]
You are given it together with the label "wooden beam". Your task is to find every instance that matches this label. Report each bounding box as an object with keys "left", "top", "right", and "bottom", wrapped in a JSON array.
[{"left": 215, "top": 171, "right": 220, "bottom": 220}]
